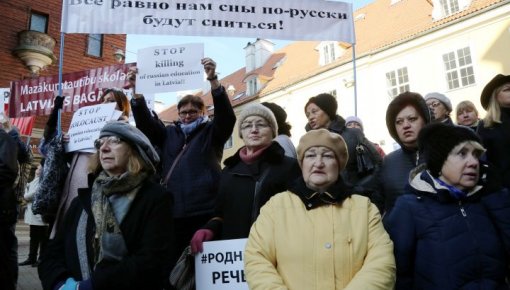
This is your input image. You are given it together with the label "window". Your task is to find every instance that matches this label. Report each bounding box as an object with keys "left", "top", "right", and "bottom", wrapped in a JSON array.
[
  {"left": 440, "top": 0, "right": 460, "bottom": 16},
  {"left": 247, "top": 78, "right": 258, "bottom": 96},
  {"left": 317, "top": 42, "right": 340, "bottom": 66},
  {"left": 87, "top": 34, "right": 103, "bottom": 57},
  {"left": 386, "top": 67, "right": 410, "bottom": 98},
  {"left": 442, "top": 47, "right": 475, "bottom": 90},
  {"left": 29, "top": 12, "right": 48, "bottom": 33},
  {"left": 328, "top": 90, "right": 337, "bottom": 98},
  {"left": 224, "top": 136, "right": 233, "bottom": 149}
]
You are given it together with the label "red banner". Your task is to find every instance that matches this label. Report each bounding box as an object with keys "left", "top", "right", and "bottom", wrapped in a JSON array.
[
  {"left": 9, "top": 63, "right": 135, "bottom": 118},
  {"left": 11, "top": 116, "right": 35, "bottom": 136}
]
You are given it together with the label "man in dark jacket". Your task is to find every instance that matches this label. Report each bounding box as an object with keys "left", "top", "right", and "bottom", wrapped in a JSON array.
[
  {"left": 129, "top": 58, "right": 236, "bottom": 258},
  {"left": 372, "top": 92, "right": 431, "bottom": 217},
  {"left": 0, "top": 124, "right": 20, "bottom": 290}
]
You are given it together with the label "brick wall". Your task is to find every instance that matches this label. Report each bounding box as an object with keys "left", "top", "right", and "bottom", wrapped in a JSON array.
[{"left": 0, "top": 0, "right": 126, "bottom": 150}]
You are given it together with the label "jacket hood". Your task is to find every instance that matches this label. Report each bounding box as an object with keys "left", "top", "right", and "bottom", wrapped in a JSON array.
[{"left": 408, "top": 164, "right": 482, "bottom": 202}]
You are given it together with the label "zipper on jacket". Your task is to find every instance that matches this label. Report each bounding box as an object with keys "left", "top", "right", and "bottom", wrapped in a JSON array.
[{"left": 459, "top": 201, "right": 467, "bottom": 217}]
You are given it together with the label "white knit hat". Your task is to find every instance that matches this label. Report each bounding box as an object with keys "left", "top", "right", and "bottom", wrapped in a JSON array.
[
  {"left": 424, "top": 92, "right": 452, "bottom": 112},
  {"left": 238, "top": 103, "right": 278, "bottom": 138}
]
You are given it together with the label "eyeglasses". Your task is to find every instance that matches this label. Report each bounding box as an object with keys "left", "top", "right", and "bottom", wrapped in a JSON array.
[
  {"left": 427, "top": 101, "right": 442, "bottom": 108},
  {"left": 241, "top": 122, "right": 270, "bottom": 131},
  {"left": 94, "top": 136, "right": 123, "bottom": 149},
  {"left": 178, "top": 110, "right": 199, "bottom": 117}
]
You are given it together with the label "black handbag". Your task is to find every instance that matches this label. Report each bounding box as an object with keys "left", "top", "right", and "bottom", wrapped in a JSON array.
[
  {"left": 169, "top": 246, "right": 195, "bottom": 290},
  {"left": 355, "top": 138, "right": 375, "bottom": 177}
]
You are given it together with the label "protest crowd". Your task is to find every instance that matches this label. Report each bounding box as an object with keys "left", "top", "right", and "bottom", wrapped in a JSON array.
[{"left": 1, "top": 54, "right": 510, "bottom": 290}]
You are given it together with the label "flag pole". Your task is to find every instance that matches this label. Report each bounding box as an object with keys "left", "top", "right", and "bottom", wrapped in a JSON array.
[
  {"left": 350, "top": 2, "right": 358, "bottom": 116},
  {"left": 57, "top": 32, "right": 65, "bottom": 136}
]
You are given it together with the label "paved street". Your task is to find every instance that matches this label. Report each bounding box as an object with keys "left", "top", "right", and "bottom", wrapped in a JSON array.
[{"left": 16, "top": 221, "right": 43, "bottom": 290}]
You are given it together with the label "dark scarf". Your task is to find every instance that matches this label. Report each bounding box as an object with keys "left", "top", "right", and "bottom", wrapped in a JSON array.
[
  {"left": 91, "top": 171, "right": 147, "bottom": 265},
  {"left": 289, "top": 177, "right": 352, "bottom": 210}
]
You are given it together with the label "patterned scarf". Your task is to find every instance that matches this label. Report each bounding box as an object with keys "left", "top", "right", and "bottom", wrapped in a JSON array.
[
  {"left": 90, "top": 171, "right": 147, "bottom": 265},
  {"left": 180, "top": 116, "right": 209, "bottom": 137}
]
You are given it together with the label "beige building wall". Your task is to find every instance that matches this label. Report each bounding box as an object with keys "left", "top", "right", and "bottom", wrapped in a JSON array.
[{"left": 258, "top": 2, "right": 510, "bottom": 154}]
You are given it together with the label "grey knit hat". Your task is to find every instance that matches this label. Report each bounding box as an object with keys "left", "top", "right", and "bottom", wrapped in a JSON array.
[
  {"left": 345, "top": 116, "right": 364, "bottom": 131},
  {"left": 238, "top": 103, "right": 278, "bottom": 138},
  {"left": 99, "top": 121, "right": 160, "bottom": 171},
  {"left": 424, "top": 92, "right": 452, "bottom": 112}
]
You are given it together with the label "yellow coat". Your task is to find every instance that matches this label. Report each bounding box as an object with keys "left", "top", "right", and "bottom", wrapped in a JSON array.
[{"left": 244, "top": 191, "right": 395, "bottom": 290}]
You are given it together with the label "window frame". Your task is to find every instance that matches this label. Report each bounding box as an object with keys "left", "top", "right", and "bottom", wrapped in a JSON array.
[
  {"left": 385, "top": 66, "right": 410, "bottom": 98},
  {"left": 29, "top": 11, "right": 49, "bottom": 33},
  {"left": 442, "top": 46, "right": 475, "bottom": 90},
  {"left": 87, "top": 34, "right": 104, "bottom": 58}
]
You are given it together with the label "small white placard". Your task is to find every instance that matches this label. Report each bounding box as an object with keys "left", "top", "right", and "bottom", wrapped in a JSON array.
[
  {"left": 195, "top": 238, "right": 249, "bottom": 290},
  {"left": 66, "top": 103, "right": 117, "bottom": 152},
  {"left": 136, "top": 43, "right": 204, "bottom": 94}
]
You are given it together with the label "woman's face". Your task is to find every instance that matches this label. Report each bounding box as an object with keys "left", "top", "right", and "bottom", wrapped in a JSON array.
[
  {"left": 457, "top": 108, "right": 478, "bottom": 126},
  {"left": 302, "top": 146, "right": 339, "bottom": 191},
  {"left": 240, "top": 116, "right": 273, "bottom": 151},
  {"left": 439, "top": 142, "right": 482, "bottom": 191},
  {"left": 305, "top": 103, "right": 331, "bottom": 129},
  {"left": 426, "top": 98, "right": 449, "bottom": 121},
  {"left": 496, "top": 83, "right": 510, "bottom": 108},
  {"left": 102, "top": 92, "right": 119, "bottom": 110},
  {"left": 178, "top": 103, "right": 202, "bottom": 124},
  {"left": 95, "top": 136, "right": 130, "bottom": 177},
  {"left": 395, "top": 105, "right": 426, "bottom": 149}
]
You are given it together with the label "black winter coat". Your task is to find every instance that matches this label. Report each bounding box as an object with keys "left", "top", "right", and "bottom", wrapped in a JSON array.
[
  {"left": 0, "top": 129, "right": 18, "bottom": 223},
  {"left": 204, "top": 142, "right": 300, "bottom": 240},
  {"left": 131, "top": 86, "right": 236, "bottom": 218},
  {"left": 372, "top": 147, "right": 422, "bottom": 216},
  {"left": 386, "top": 169, "right": 510, "bottom": 290},
  {"left": 478, "top": 107, "right": 510, "bottom": 189},
  {"left": 39, "top": 177, "right": 175, "bottom": 290}
]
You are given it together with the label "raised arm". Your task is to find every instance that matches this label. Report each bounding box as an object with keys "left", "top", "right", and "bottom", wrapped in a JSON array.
[{"left": 202, "top": 58, "right": 236, "bottom": 151}]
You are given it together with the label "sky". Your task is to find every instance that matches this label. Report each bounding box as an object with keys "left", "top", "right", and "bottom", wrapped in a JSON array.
[{"left": 125, "top": 0, "right": 375, "bottom": 106}]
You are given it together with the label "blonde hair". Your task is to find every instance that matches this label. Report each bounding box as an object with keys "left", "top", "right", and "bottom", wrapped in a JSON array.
[
  {"left": 0, "top": 113, "right": 11, "bottom": 131},
  {"left": 88, "top": 144, "right": 148, "bottom": 175},
  {"left": 456, "top": 100, "right": 478, "bottom": 117},
  {"left": 483, "top": 84, "right": 505, "bottom": 128}
]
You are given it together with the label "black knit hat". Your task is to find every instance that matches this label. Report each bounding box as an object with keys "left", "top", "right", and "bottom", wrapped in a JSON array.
[
  {"left": 305, "top": 93, "right": 338, "bottom": 120},
  {"left": 262, "top": 102, "right": 291, "bottom": 136},
  {"left": 418, "top": 123, "right": 482, "bottom": 177},
  {"left": 386, "top": 92, "right": 431, "bottom": 142}
]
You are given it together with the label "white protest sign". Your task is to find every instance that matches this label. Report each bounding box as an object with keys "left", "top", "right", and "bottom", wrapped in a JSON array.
[
  {"left": 66, "top": 103, "right": 117, "bottom": 152},
  {"left": 62, "top": 0, "right": 354, "bottom": 43},
  {"left": 0, "top": 88, "right": 10, "bottom": 112},
  {"left": 195, "top": 238, "right": 248, "bottom": 290},
  {"left": 136, "top": 44, "right": 204, "bottom": 94}
]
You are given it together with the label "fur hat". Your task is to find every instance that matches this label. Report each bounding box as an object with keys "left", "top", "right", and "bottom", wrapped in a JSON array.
[
  {"left": 345, "top": 116, "right": 364, "bottom": 131},
  {"left": 100, "top": 121, "right": 160, "bottom": 170},
  {"left": 305, "top": 93, "right": 338, "bottom": 120},
  {"left": 297, "top": 129, "right": 349, "bottom": 171},
  {"left": 238, "top": 103, "right": 278, "bottom": 138},
  {"left": 424, "top": 92, "right": 452, "bottom": 112},
  {"left": 418, "top": 123, "right": 482, "bottom": 177},
  {"left": 386, "top": 92, "right": 431, "bottom": 142},
  {"left": 480, "top": 74, "right": 510, "bottom": 109}
]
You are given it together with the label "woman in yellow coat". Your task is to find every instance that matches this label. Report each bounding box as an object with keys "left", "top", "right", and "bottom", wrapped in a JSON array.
[{"left": 244, "top": 129, "right": 395, "bottom": 290}]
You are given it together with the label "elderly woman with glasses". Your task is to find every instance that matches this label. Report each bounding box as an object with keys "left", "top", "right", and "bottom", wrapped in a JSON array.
[
  {"left": 244, "top": 129, "right": 395, "bottom": 290},
  {"left": 386, "top": 123, "right": 510, "bottom": 290},
  {"left": 189, "top": 104, "right": 300, "bottom": 255},
  {"left": 39, "top": 121, "right": 174, "bottom": 290},
  {"left": 128, "top": 58, "right": 236, "bottom": 259},
  {"left": 40, "top": 88, "right": 132, "bottom": 238}
]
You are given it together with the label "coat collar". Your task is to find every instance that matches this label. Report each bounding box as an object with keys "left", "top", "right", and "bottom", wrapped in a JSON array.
[
  {"left": 288, "top": 177, "right": 351, "bottom": 210},
  {"left": 223, "top": 141, "right": 285, "bottom": 168}
]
